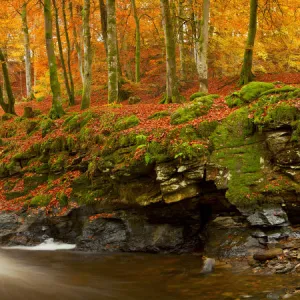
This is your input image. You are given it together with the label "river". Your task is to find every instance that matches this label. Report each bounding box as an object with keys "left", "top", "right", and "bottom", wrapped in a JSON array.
[{"left": 1, "top": 242, "right": 300, "bottom": 300}]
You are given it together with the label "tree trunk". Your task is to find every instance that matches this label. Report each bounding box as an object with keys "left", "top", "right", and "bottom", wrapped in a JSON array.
[
  {"left": 160, "top": 0, "right": 182, "bottom": 103},
  {"left": 197, "top": 0, "right": 210, "bottom": 92},
  {"left": 53, "top": 0, "right": 72, "bottom": 105},
  {"left": 0, "top": 48, "right": 16, "bottom": 114},
  {"left": 69, "top": 1, "right": 84, "bottom": 83},
  {"left": 44, "top": 0, "right": 64, "bottom": 119},
  {"left": 239, "top": 0, "right": 258, "bottom": 86},
  {"left": 62, "top": 0, "right": 75, "bottom": 105},
  {"left": 81, "top": 0, "right": 92, "bottom": 110},
  {"left": 99, "top": 0, "right": 108, "bottom": 56},
  {"left": 21, "top": 2, "right": 34, "bottom": 99},
  {"left": 178, "top": 0, "right": 185, "bottom": 81},
  {"left": 107, "top": 0, "right": 118, "bottom": 103},
  {"left": 131, "top": 0, "right": 141, "bottom": 83}
]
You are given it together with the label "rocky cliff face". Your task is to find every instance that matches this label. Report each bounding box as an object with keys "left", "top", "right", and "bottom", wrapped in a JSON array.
[{"left": 0, "top": 87, "right": 299, "bottom": 262}]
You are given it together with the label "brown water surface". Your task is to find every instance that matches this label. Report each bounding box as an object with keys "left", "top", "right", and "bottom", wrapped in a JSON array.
[{"left": 0, "top": 249, "right": 300, "bottom": 300}]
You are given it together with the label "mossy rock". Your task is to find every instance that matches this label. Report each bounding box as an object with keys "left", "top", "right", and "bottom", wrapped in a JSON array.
[
  {"left": 40, "top": 118, "right": 54, "bottom": 137},
  {"left": 171, "top": 95, "right": 217, "bottom": 125},
  {"left": 260, "top": 85, "right": 297, "bottom": 97},
  {"left": 148, "top": 111, "right": 170, "bottom": 120},
  {"left": 29, "top": 195, "right": 51, "bottom": 207},
  {"left": 196, "top": 120, "right": 219, "bottom": 139},
  {"left": 240, "top": 82, "right": 275, "bottom": 102},
  {"left": 2, "top": 113, "right": 16, "bottom": 121},
  {"left": 114, "top": 115, "right": 140, "bottom": 131},
  {"left": 128, "top": 96, "right": 141, "bottom": 105},
  {"left": 190, "top": 92, "right": 207, "bottom": 101},
  {"left": 211, "top": 107, "right": 255, "bottom": 149},
  {"left": 226, "top": 82, "right": 275, "bottom": 107},
  {"left": 264, "top": 103, "right": 299, "bottom": 127}
]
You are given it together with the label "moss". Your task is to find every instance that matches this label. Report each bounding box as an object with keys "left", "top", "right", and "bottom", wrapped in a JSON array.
[
  {"left": 114, "top": 115, "right": 140, "bottom": 131},
  {"left": 148, "top": 111, "right": 170, "bottom": 119},
  {"left": 263, "top": 103, "right": 299, "bottom": 126},
  {"left": 291, "top": 121, "right": 300, "bottom": 142},
  {"left": 40, "top": 118, "right": 54, "bottom": 137},
  {"left": 170, "top": 95, "right": 215, "bottom": 125},
  {"left": 190, "top": 91, "right": 207, "bottom": 101},
  {"left": 30, "top": 195, "right": 51, "bottom": 207},
  {"left": 63, "top": 111, "right": 95, "bottom": 133},
  {"left": 211, "top": 107, "right": 255, "bottom": 149},
  {"left": 226, "top": 82, "right": 275, "bottom": 107},
  {"left": 2, "top": 113, "right": 16, "bottom": 121},
  {"left": 196, "top": 120, "right": 219, "bottom": 139},
  {"left": 57, "top": 192, "right": 68, "bottom": 207},
  {"left": 260, "top": 85, "right": 297, "bottom": 96},
  {"left": 240, "top": 82, "right": 275, "bottom": 102}
]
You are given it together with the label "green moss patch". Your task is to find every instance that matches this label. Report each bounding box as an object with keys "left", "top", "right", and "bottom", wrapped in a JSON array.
[
  {"left": 114, "top": 115, "right": 140, "bottom": 131},
  {"left": 171, "top": 95, "right": 217, "bottom": 125},
  {"left": 30, "top": 195, "right": 51, "bottom": 207}
]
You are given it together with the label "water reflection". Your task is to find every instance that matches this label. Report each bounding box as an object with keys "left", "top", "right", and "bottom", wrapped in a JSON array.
[{"left": 0, "top": 248, "right": 300, "bottom": 300}]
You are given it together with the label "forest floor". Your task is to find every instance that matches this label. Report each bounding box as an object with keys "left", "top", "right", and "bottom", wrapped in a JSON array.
[{"left": 0, "top": 72, "right": 299, "bottom": 212}]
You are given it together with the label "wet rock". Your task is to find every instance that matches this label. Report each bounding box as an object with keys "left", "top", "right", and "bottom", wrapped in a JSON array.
[
  {"left": 200, "top": 257, "right": 215, "bottom": 274},
  {"left": 246, "top": 206, "right": 288, "bottom": 227},
  {"left": 253, "top": 248, "right": 283, "bottom": 261}
]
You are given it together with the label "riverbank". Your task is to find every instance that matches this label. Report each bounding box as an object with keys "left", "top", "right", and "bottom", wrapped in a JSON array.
[{"left": 0, "top": 80, "right": 299, "bottom": 274}]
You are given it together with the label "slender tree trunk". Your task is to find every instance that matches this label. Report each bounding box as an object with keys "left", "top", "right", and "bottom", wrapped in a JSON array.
[
  {"left": 81, "top": 0, "right": 92, "bottom": 110},
  {"left": 0, "top": 84, "right": 7, "bottom": 113},
  {"left": 0, "top": 48, "right": 16, "bottom": 114},
  {"left": 239, "top": 0, "right": 258, "bottom": 85},
  {"left": 160, "top": 0, "right": 182, "bottom": 103},
  {"left": 62, "top": 0, "right": 75, "bottom": 105},
  {"left": 44, "top": 0, "right": 64, "bottom": 119},
  {"left": 69, "top": 2, "right": 84, "bottom": 83},
  {"left": 21, "top": 2, "right": 34, "bottom": 99},
  {"left": 131, "top": 0, "right": 141, "bottom": 83},
  {"left": 197, "top": 0, "right": 210, "bottom": 92},
  {"left": 107, "top": 0, "right": 118, "bottom": 103},
  {"left": 99, "top": 0, "right": 108, "bottom": 56},
  {"left": 53, "top": 0, "right": 72, "bottom": 105},
  {"left": 178, "top": 0, "right": 186, "bottom": 81}
]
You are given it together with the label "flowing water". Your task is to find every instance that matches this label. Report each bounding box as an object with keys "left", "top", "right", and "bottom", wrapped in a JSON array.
[{"left": 0, "top": 240, "right": 300, "bottom": 300}]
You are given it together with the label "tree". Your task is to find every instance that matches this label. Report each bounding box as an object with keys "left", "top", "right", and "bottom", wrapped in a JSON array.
[
  {"left": 99, "top": 0, "right": 108, "bottom": 56},
  {"left": 81, "top": 0, "right": 92, "bottom": 110},
  {"left": 44, "top": 0, "right": 64, "bottom": 119},
  {"left": 62, "top": 0, "right": 75, "bottom": 105},
  {"left": 0, "top": 48, "right": 16, "bottom": 114},
  {"left": 160, "top": 0, "right": 183, "bottom": 103},
  {"left": 21, "top": 1, "right": 34, "bottom": 99},
  {"left": 107, "top": 0, "right": 118, "bottom": 103},
  {"left": 131, "top": 0, "right": 141, "bottom": 83},
  {"left": 197, "top": 0, "right": 210, "bottom": 92},
  {"left": 53, "top": 0, "right": 73, "bottom": 105},
  {"left": 69, "top": 1, "right": 84, "bottom": 83},
  {"left": 239, "top": 0, "right": 258, "bottom": 85}
]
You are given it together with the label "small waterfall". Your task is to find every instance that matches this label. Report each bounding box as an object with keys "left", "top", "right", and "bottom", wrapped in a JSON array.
[{"left": 2, "top": 238, "right": 76, "bottom": 251}]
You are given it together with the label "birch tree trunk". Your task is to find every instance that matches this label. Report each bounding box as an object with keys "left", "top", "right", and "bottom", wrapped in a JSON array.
[
  {"left": 99, "top": 0, "right": 108, "bottom": 56},
  {"left": 81, "top": 0, "right": 92, "bottom": 110},
  {"left": 44, "top": 0, "right": 64, "bottom": 119},
  {"left": 0, "top": 48, "right": 16, "bottom": 114},
  {"left": 131, "top": 0, "right": 141, "bottom": 83},
  {"left": 197, "top": 0, "right": 210, "bottom": 92},
  {"left": 160, "top": 0, "right": 182, "bottom": 103},
  {"left": 62, "top": 0, "right": 75, "bottom": 105},
  {"left": 239, "top": 0, "right": 258, "bottom": 85},
  {"left": 21, "top": 2, "right": 34, "bottom": 99},
  {"left": 69, "top": 2, "right": 84, "bottom": 83},
  {"left": 107, "top": 0, "right": 118, "bottom": 103}
]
